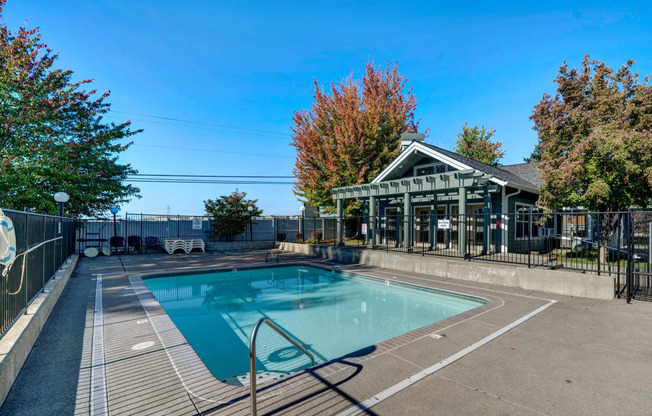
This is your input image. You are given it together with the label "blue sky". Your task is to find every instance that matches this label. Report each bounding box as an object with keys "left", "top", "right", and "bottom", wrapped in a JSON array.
[{"left": 4, "top": 1, "right": 651, "bottom": 216}]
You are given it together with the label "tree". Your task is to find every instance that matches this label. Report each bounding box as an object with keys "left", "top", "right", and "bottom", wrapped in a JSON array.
[
  {"left": 291, "top": 62, "right": 420, "bottom": 215},
  {"left": 0, "top": 0, "right": 140, "bottom": 217},
  {"left": 523, "top": 144, "right": 543, "bottom": 163},
  {"left": 530, "top": 55, "right": 652, "bottom": 212},
  {"left": 453, "top": 123, "right": 505, "bottom": 166},
  {"left": 204, "top": 191, "right": 262, "bottom": 242}
]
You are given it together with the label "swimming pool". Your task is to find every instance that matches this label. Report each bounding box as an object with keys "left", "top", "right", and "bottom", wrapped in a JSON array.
[{"left": 144, "top": 265, "right": 486, "bottom": 384}]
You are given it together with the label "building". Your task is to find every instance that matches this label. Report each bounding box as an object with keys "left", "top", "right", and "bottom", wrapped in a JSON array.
[{"left": 330, "top": 133, "right": 548, "bottom": 254}]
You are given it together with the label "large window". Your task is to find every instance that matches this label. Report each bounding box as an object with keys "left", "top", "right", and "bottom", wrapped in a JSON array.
[
  {"left": 515, "top": 204, "right": 543, "bottom": 239},
  {"left": 414, "top": 162, "right": 447, "bottom": 176}
]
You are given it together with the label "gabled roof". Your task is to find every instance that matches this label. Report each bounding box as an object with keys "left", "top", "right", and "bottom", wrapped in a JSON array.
[
  {"left": 373, "top": 140, "right": 541, "bottom": 193},
  {"left": 500, "top": 162, "right": 545, "bottom": 187}
]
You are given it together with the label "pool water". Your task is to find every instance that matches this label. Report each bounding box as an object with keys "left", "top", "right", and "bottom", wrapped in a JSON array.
[{"left": 144, "top": 265, "right": 485, "bottom": 383}]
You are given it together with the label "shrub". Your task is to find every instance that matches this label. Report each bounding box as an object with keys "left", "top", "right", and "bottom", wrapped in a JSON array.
[
  {"left": 311, "top": 230, "right": 323, "bottom": 241},
  {"left": 277, "top": 233, "right": 286, "bottom": 242},
  {"left": 204, "top": 191, "right": 262, "bottom": 242},
  {"left": 295, "top": 232, "right": 303, "bottom": 242}
]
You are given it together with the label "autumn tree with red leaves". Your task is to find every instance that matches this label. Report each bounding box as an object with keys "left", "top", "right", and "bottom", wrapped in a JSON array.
[
  {"left": 0, "top": 0, "right": 140, "bottom": 216},
  {"left": 291, "top": 62, "right": 420, "bottom": 214}
]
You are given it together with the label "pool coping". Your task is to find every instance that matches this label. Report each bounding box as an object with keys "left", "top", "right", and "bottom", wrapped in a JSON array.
[{"left": 126, "top": 261, "right": 512, "bottom": 411}]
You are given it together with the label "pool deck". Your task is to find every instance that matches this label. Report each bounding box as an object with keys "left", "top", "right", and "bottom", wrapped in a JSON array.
[{"left": 1, "top": 250, "right": 652, "bottom": 415}]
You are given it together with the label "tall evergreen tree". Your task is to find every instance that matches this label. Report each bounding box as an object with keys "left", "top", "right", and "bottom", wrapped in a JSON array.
[{"left": 453, "top": 123, "right": 505, "bottom": 166}]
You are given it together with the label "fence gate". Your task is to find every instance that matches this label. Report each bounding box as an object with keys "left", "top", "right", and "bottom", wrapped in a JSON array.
[{"left": 627, "top": 211, "right": 652, "bottom": 302}]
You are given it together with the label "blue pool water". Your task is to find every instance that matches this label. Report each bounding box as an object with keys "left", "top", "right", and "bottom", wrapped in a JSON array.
[{"left": 144, "top": 265, "right": 485, "bottom": 382}]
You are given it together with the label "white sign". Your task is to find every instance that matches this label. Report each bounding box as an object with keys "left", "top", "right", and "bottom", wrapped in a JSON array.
[
  {"left": 437, "top": 219, "right": 451, "bottom": 230},
  {"left": 192, "top": 218, "right": 203, "bottom": 230},
  {"left": 361, "top": 223, "right": 367, "bottom": 235}
]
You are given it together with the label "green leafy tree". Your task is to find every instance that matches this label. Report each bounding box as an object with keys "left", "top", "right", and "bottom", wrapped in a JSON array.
[
  {"left": 0, "top": 0, "right": 140, "bottom": 216},
  {"left": 291, "top": 62, "right": 421, "bottom": 215},
  {"left": 530, "top": 55, "right": 652, "bottom": 212},
  {"left": 453, "top": 123, "right": 505, "bottom": 166},
  {"left": 523, "top": 144, "right": 543, "bottom": 163},
  {"left": 204, "top": 191, "right": 262, "bottom": 242}
]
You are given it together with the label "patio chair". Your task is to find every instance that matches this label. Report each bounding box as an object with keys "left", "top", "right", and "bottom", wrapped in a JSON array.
[
  {"left": 127, "top": 235, "right": 142, "bottom": 254},
  {"left": 110, "top": 236, "right": 125, "bottom": 254},
  {"left": 144, "top": 236, "right": 162, "bottom": 253}
]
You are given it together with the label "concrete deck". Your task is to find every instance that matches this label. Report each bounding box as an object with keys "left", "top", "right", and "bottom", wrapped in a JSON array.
[{"left": 1, "top": 250, "right": 651, "bottom": 415}]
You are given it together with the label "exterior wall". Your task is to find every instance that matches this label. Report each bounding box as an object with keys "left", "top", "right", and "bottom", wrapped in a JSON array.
[
  {"left": 506, "top": 189, "right": 546, "bottom": 253},
  {"left": 489, "top": 190, "right": 503, "bottom": 253}
]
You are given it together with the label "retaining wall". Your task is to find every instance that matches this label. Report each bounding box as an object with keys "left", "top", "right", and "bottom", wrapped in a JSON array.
[
  {"left": 0, "top": 254, "right": 79, "bottom": 407},
  {"left": 206, "top": 241, "right": 275, "bottom": 251},
  {"left": 278, "top": 243, "right": 615, "bottom": 300}
]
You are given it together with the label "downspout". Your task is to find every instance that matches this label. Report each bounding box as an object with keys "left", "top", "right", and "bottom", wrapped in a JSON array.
[{"left": 501, "top": 186, "right": 522, "bottom": 253}]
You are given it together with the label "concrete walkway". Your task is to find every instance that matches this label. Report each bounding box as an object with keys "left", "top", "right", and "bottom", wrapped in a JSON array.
[{"left": 1, "top": 250, "right": 651, "bottom": 415}]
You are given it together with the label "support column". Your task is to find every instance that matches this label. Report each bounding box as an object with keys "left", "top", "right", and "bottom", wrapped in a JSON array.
[
  {"left": 403, "top": 192, "right": 411, "bottom": 248},
  {"left": 459, "top": 187, "right": 467, "bottom": 253},
  {"left": 429, "top": 194, "right": 437, "bottom": 250},
  {"left": 368, "top": 197, "right": 376, "bottom": 248},
  {"left": 363, "top": 199, "right": 368, "bottom": 245},
  {"left": 396, "top": 204, "right": 402, "bottom": 247},
  {"left": 336, "top": 199, "right": 343, "bottom": 246},
  {"left": 483, "top": 186, "right": 490, "bottom": 254}
]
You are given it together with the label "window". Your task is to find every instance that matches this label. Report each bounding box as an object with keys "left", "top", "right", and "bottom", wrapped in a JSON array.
[
  {"left": 414, "top": 163, "right": 447, "bottom": 176},
  {"left": 515, "top": 204, "right": 543, "bottom": 239}
]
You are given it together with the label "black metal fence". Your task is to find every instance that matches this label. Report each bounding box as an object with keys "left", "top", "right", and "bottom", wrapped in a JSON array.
[
  {"left": 0, "top": 209, "right": 76, "bottom": 337},
  {"left": 629, "top": 211, "right": 652, "bottom": 302},
  {"left": 374, "top": 211, "right": 630, "bottom": 277},
  {"left": 344, "top": 210, "right": 649, "bottom": 301},
  {"left": 73, "top": 209, "right": 652, "bottom": 301},
  {"left": 76, "top": 214, "right": 365, "bottom": 253}
]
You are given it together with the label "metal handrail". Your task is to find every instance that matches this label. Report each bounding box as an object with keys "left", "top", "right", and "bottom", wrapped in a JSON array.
[
  {"left": 250, "top": 317, "right": 315, "bottom": 416},
  {"left": 265, "top": 250, "right": 284, "bottom": 263}
]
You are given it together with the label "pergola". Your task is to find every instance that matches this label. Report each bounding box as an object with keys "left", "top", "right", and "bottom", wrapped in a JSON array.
[{"left": 330, "top": 169, "right": 498, "bottom": 252}]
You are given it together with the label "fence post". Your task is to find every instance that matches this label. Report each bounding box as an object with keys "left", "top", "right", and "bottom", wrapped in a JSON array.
[
  {"left": 617, "top": 213, "right": 622, "bottom": 294},
  {"left": 42, "top": 216, "right": 47, "bottom": 288},
  {"left": 422, "top": 216, "right": 425, "bottom": 256},
  {"left": 467, "top": 214, "right": 471, "bottom": 261},
  {"left": 648, "top": 220, "right": 652, "bottom": 272},
  {"left": 386, "top": 215, "right": 389, "bottom": 253},
  {"left": 627, "top": 209, "right": 632, "bottom": 303},
  {"left": 140, "top": 214, "right": 144, "bottom": 253},
  {"left": 24, "top": 213, "right": 29, "bottom": 307},
  {"left": 597, "top": 213, "right": 601, "bottom": 276},
  {"left": 528, "top": 208, "right": 532, "bottom": 268}
]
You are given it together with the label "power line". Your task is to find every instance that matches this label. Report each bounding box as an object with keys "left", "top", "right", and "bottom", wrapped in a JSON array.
[
  {"left": 106, "top": 115, "right": 291, "bottom": 139},
  {"left": 128, "top": 179, "right": 293, "bottom": 185},
  {"left": 129, "top": 143, "right": 293, "bottom": 159},
  {"left": 109, "top": 110, "right": 290, "bottom": 137},
  {"left": 129, "top": 173, "right": 294, "bottom": 178}
]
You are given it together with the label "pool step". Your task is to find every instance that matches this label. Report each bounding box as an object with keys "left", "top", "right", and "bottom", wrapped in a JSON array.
[{"left": 221, "top": 371, "right": 288, "bottom": 387}]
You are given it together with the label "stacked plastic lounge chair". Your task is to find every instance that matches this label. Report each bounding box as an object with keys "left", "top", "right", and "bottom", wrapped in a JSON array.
[
  {"left": 163, "top": 239, "right": 188, "bottom": 254},
  {"left": 188, "top": 239, "right": 205, "bottom": 253},
  {"left": 163, "top": 239, "right": 205, "bottom": 254}
]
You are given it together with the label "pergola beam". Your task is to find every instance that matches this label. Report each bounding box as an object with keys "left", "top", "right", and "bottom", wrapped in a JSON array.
[{"left": 331, "top": 170, "right": 494, "bottom": 200}]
